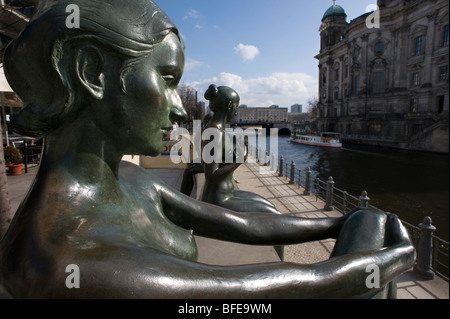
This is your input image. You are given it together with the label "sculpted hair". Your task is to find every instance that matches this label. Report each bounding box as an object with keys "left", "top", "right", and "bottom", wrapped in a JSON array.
[
  {"left": 204, "top": 84, "right": 240, "bottom": 113},
  {"left": 4, "top": 0, "right": 180, "bottom": 136}
]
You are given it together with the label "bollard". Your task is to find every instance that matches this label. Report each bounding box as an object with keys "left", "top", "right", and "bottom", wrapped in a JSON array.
[
  {"left": 324, "top": 177, "right": 335, "bottom": 211},
  {"left": 278, "top": 156, "right": 284, "bottom": 177},
  {"left": 304, "top": 167, "right": 311, "bottom": 195},
  {"left": 413, "top": 216, "right": 436, "bottom": 280},
  {"left": 359, "top": 190, "right": 370, "bottom": 208},
  {"left": 289, "top": 161, "right": 295, "bottom": 184}
]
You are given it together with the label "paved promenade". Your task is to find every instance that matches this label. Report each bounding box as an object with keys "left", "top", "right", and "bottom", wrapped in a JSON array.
[{"left": 2, "top": 160, "right": 448, "bottom": 299}]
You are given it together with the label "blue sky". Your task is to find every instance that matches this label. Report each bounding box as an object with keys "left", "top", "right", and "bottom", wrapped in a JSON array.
[{"left": 156, "top": 0, "right": 376, "bottom": 111}]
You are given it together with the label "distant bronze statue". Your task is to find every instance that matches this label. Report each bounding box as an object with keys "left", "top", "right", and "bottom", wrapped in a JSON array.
[
  {"left": 0, "top": 0, "right": 415, "bottom": 299},
  {"left": 179, "top": 114, "right": 211, "bottom": 197},
  {"left": 201, "top": 84, "right": 280, "bottom": 215}
]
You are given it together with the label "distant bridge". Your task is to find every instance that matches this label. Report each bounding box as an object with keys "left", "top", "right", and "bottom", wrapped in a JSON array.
[{"left": 234, "top": 122, "right": 292, "bottom": 136}]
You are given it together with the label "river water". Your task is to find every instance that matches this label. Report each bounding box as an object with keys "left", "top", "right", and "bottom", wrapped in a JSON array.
[{"left": 263, "top": 136, "right": 449, "bottom": 241}]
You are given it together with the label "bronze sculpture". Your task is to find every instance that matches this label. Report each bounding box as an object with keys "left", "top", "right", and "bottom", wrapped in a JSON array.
[
  {"left": 200, "top": 84, "right": 280, "bottom": 215},
  {"left": 0, "top": 0, "right": 415, "bottom": 299}
]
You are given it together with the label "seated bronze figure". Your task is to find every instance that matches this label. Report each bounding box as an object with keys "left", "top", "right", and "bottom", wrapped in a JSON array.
[
  {"left": 0, "top": 0, "right": 415, "bottom": 299},
  {"left": 201, "top": 84, "right": 280, "bottom": 215}
]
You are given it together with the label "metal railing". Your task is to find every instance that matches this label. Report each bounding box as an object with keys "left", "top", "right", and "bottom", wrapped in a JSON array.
[{"left": 251, "top": 149, "right": 449, "bottom": 282}]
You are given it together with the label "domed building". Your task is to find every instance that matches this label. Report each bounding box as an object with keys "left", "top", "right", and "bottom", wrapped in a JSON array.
[
  {"left": 320, "top": 3, "right": 348, "bottom": 50},
  {"left": 322, "top": 3, "right": 347, "bottom": 20},
  {"left": 314, "top": 0, "right": 449, "bottom": 153}
]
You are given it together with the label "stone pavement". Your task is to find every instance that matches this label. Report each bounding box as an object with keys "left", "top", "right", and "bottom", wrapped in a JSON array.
[
  {"left": 232, "top": 161, "right": 449, "bottom": 299},
  {"left": 2, "top": 161, "right": 448, "bottom": 299}
]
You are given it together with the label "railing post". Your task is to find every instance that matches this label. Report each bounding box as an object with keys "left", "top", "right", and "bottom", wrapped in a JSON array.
[
  {"left": 315, "top": 178, "right": 320, "bottom": 201},
  {"left": 289, "top": 161, "right": 295, "bottom": 184},
  {"left": 359, "top": 190, "right": 370, "bottom": 208},
  {"left": 298, "top": 169, "right": 301, "bottom": 189},
  {"left": 413, "top": 216, "right": 436, "bottom": 280},
  {"left": 324, "top": 177, "right": 334, "bottom": 211},
  {"left": 342, "top": 191, "right": 347, "bottom": 214},
  {"left": 278, "top": 156, "right": 284, "bottom": 177},
  {"left": 304, "top": 167, "right": 311, "bottom": 195},
  {"left": 271, "top": 153, "right": 275, "bottom": 171}
]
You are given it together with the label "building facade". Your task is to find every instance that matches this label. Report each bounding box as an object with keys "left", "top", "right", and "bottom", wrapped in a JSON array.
[
  {"left": 233, "top": 106, "right": 289, "bottom": 124},
  {"left": 315, "top": 0, "right": 449, "bottom": 153},
  {"left": 291, "top": 104, "right": 303, "bottom": 113}
]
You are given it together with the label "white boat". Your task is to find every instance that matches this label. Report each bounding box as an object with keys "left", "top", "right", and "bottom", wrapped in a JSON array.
[{"left": 290, "top": 132, "right": 342, "bottom": 149}]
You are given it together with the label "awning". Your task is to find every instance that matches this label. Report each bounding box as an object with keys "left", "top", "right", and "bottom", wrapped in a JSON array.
[{"left": 0, "top": 65, "right": 12, "bottom": 92}]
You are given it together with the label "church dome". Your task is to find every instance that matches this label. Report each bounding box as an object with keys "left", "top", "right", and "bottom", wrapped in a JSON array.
[{"left": 322, "top": 4, "right": 347, "bottom": 21}]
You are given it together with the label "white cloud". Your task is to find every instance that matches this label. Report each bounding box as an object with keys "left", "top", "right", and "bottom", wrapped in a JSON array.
[
  {"left": 234, "top": 43, "right": 260, "bottom": 62},
  {"left": 183, "top": 9, "right": 200, "bottom": 21},
  {"left": 186, "top": 72, "right": 318, "bottom": 108},
  {"left": 184, "top": 58, "right": 204, "bottom": 71}
]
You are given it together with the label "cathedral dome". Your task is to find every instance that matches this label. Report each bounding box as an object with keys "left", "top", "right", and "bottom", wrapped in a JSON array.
[{"left": 322, "top": 4, "right": 347, "bottom": 21}]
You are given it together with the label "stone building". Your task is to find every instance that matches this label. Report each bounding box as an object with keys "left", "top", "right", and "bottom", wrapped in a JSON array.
[
  {"left": 233, "top": 106, "right": 288, "bottom": 124},
  {"left": 315, "top": 0, "right": 449, "bottom": 153}
]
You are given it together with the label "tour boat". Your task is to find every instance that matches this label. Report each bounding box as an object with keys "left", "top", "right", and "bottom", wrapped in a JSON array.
[{"left": 290, "top": 132, "right": 342, "bottom": 149}]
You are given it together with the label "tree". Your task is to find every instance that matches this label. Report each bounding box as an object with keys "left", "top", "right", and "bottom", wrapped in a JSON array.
[
  {"left": 306, "top": 97, "right": 319, "bottom": 119},
  {"left": 0, "top": 127, "right": 11, "bottom": 240},
  {"left": 177, "top": 83, "right": 198, "bottom": 124}
]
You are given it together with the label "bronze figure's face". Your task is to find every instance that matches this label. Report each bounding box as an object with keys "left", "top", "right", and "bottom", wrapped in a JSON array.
[
  {"left": 109, "top": 33, "right": 186, "bottom": 156},
  {"left": 5, "top": 0, "right": 186, "bottom": 157}
]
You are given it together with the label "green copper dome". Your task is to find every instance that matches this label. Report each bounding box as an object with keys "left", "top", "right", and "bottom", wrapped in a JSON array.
[{"left": 322, "top": 4, "right": 347, "bottom": 21}]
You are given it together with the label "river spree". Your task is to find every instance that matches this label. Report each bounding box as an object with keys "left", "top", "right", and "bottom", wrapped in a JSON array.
[{"left": 265, "top": 136, "right": 449, "bottom": 241}]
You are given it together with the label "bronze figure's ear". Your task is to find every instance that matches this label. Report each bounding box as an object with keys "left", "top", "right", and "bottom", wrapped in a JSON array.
[{"left": 75, "top": 46, "right": 106, "bottom": 100}]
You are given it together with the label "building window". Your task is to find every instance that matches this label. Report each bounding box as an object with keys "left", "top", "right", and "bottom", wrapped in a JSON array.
[
  {"left": 412, "top": 72, "right": 420, "bottom": 86},
  {"left": 334, "top": 69, "right": 339, "bottom": 81},
  {"left": 370, "top": 124, "right": 382, "bottom": 134},
  {"left": 372, "top": 71, "right": 385, "bottom": 94},
  {"left": 444, "top": 24, "right": 449, "bottom": 47},
  {"left": 437, "top": 96, "right": 445, "bottom": 114},
  {"left": 414, "top": 36, "right": 423, "bottom": 56},
  {"left": 374, "top": 42, "right": 384, "bottom": 55},
  {"left": 353, "top": 75, "right": 360, "bottom": 95},
  {"left": 410, "top": 97, "right": 418, "bottom": 113},
  {"left": 439, "top": 65, "right": 448, "bottom": 81},
  {"left": 334, "top": 91, "right": 339, "bottom": 100}
]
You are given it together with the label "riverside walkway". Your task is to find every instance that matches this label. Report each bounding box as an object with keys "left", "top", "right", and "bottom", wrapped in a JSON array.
[{"left": 3, "top": 160, "right": 448, "bottom": 299}]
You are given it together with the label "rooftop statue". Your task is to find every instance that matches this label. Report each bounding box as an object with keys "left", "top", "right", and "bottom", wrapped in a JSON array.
[{"left": 0, "top": 0, "right": 415, "bottom": 299}]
